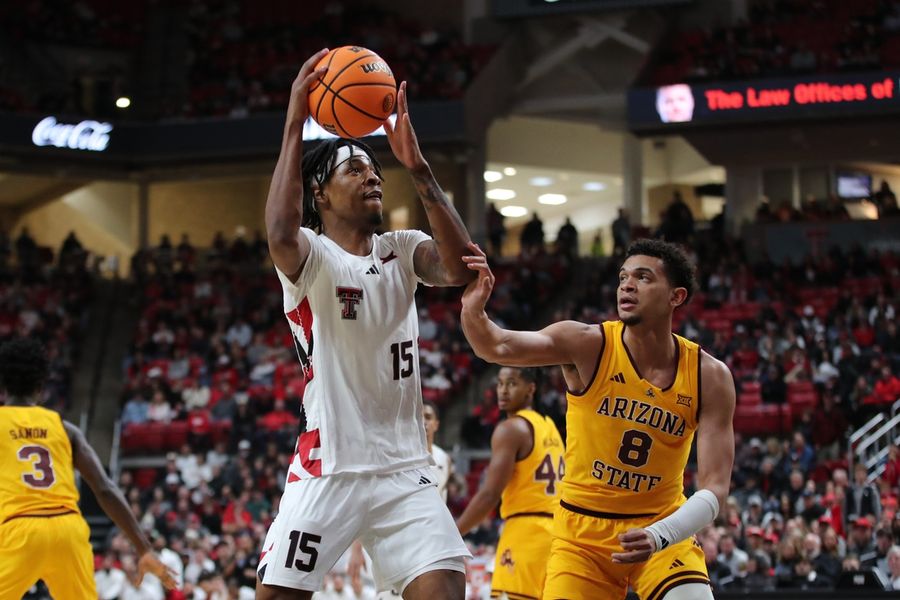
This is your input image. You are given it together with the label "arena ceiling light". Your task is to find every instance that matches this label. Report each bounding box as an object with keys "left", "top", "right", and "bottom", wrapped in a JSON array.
[
  {"left": 115, "top": 97, "right": 131, "bottom": 109},
  {"left": 583, "top": 182, "right": 607, "bottom": 191},
  {"left": 538, "top": 193, "right": 567, "bottom": 205},
  {"left": 486, "top": 188, "right": 516, "bottom": 200},
  {"left": 499, "top": 205, "right": 528, "bottom": 217},
  {"left": 529, "top": 176, "right": 554, "bottom": 187},
  {"left": 502, "top": 167, "right": 517, "bottom": 176},
  {"left": 483, "top": 170, "right": 503, "bottom": 182}
]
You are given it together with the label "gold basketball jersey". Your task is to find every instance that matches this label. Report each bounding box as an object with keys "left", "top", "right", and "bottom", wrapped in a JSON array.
[
  {"left": 560, "top": 320, "right": 701, "bottom": 517},
  {"left": 0, "top": 406, "right": 81, "bottom": 523},
  {"left": 500, "top": 408, "right": 565, "bottom": 519}
]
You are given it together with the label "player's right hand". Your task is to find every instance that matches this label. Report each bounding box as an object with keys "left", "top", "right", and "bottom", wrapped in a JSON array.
[
  {"left": 137, "top": 551, "right": 179, "bottom": 590},
  {"left": 461, "top": 242, "right": 495, "bottom": 312},
  {"left": 287, "top": 48, "right": 330, "bottom": 124}
]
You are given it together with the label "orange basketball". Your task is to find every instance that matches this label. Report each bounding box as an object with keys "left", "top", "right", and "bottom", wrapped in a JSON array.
[{"left": 308, "top": 46, "right": 397, "bottom": 138}]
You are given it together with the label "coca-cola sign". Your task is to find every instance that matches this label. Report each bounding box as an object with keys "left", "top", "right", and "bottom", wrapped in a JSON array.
[{"left": 31, "top": 116, "right": 113, "bottom": 152}]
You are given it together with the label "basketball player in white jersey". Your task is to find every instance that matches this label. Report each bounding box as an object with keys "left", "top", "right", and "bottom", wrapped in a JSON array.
[
  {"left": 424, "top": 401, "right": 452, "bottom": 501},
  {"left": 257, "top": 49, "right": 473, "bottom": 600}
]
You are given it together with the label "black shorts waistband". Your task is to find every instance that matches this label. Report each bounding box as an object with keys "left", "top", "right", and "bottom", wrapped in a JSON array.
[
  {"left": 505, "top": 511, "right": 554, "bottom": 520},
  {"left": 560, "top": 500, "right": 654, "bottom": 520}
]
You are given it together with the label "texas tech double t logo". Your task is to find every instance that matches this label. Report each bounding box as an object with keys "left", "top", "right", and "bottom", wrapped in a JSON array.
[{"left": 335, "top": 287, "right": 363, "bottom": 320}]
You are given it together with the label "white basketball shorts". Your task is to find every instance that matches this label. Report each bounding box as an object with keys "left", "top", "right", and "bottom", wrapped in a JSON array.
[{"left": 257, "top": 467, "right": 470, "bottom": 592}]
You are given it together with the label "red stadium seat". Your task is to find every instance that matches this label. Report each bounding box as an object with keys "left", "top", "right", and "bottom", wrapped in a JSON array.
[
  {"left": 739, "top": 392, "right": 762, "bottom": 406},
  {"left": 164, "top": 420, "right": 189, "bottom": 450},
  {"left": 742, "top": 381, "right": 761, "bottom": 394}
]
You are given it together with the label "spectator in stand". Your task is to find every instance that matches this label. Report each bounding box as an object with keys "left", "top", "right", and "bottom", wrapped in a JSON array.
[
  {"left": 611, "top": 208, "right": 631, "bottom": 255},
  {"left": 874, "top": 365, "right": 900, "bottom": 406},
  {"left": 788, "top": 432, "right": 816, "bottom": 475},
  {"left": 811, "top": 389, "right": 849, "bottom": 459},
  {"left": 519, "top": 212, "right": 545, "bottom": 257},
  {"left": 760, "top": 363, "right": 787, "bottom": 404},
  {"left": 789, "top": 556, "right": 830, "bottom": 589},
  {"left": 95, "top": 552, "right": 127, "bottom": 600},
  {"left": 702, "top": 533, "right": 733, "bottom": 589},
  {"left": 486, "top": 203, "right": 505, "bottom": 257},
  {"left": 146, "top": 390, "right": 173, "bottom": 423},
  {"left": 866, "top": 527, "right": 894, "bottom": 578},
  {"left": 259, "top": 398, "right": 296, "bottom": 433},
  {"left": 847, "top": 517, "right": 877, "bottom": 562},
  {"left": 122, "top": 392, "right": 150, "bottom": 425},
  {"left": 657, "top": 191, "right": 695, "bottom": 244},
  {"left": 719, "top": 532, "right": 749, "bottom": 579},
  {"left": 888, "top": 546, "right": 900, "bottom": 590},
  {"left": 847, "top": 464, "right": 882, "bottom": 526},
  {"left": 774, "top": 536, "right": 802, "bottom": 588},
  {"left": 555, "top": 217, "right": 579, "bottom": 259},
  {"left": 816, "top": 527, "right": 844, "bottom": 584}
]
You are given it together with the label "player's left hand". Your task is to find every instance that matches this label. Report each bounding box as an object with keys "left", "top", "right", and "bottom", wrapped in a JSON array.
[
  {"left": 461, "top": 242, "right": 495, "bottom": 313},
  {"left": 137, "top": 551, "right": 179, "bottom": 590},
  {"left": 384, "top": 81, "right": 427, "bottom": 172},
  {"left": 611, "top": 528, "right": 657, "bottom": 564}
]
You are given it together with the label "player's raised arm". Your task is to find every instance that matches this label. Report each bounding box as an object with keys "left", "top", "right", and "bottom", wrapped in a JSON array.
[
  {"left": 384, "top": 82, "right": 473, "bottom": 287},
  {"left": 460, "top": 242, "right": 595, "bottom": 366},
  {"left": 265, "top": 49, "right": 330, "bottom": 283},
  {"left": 455, "top": 418, "right": 530, "bottom": 535},
  {"left": 64, "top": 422, "right": 178, "bottom": 590}
]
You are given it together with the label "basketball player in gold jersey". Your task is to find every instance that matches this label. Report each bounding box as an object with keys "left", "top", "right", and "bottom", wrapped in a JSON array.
[
  {"left": 460, "top": 239, "right": 735, "bottom": 600},
  {"left": 455, "top": 366, "right": 565, "bottom": 600},
  {"left": 0, "top": 338, "right": 177, "bottom": 599}
]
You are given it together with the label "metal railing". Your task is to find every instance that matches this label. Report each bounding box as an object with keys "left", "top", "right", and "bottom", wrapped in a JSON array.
[
  {"left": 854, "top": 413, "right": 900, "bottom": 484},
  {"left": 847, "top": 413, "right": 887, "bottom": 475}
]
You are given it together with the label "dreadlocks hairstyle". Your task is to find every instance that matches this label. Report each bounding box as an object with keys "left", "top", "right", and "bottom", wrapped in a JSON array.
[
  {"left": 625, "top": 238, "right": 698, "bottom": 306},
  {"left": 301, "top": 138, "right": 384, "bottom": 233},
  {"left": 0, "top": 337, "right": 49, "bottom": 398}
]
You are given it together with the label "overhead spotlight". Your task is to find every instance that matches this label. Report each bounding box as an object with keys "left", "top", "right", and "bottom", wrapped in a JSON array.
[
  {"left": 115, "top": 97, "right": 131, "bottom": 109},
  {"left": 486, "top": 189, "right": 516, "bottom": 200},
  {"left": 529, "top": 176, "right": 554, "bottom": 187},
  {"left": 499, "top": 205, "right": 528, "bottom": 217},
  {"left": 583, "top": 182, "right": 607, "bottom": 191},
  {"left": 503, "top": 167, "right": 517, "bottom": 176},
  {"left": 538, "top": 193, "right": 567, "bottom": 205},
  {"left": 483, "top": 171, "right": 503, "bottom": 182}
]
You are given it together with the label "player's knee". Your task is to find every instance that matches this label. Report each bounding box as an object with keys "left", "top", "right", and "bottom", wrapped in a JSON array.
[{"left": 660, "top": 582, "right": 715, "bottom": 600}]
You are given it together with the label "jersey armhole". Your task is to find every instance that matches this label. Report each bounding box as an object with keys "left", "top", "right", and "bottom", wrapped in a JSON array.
[
  {"left": 514, "top": 416, "right": 535, "bottom": 462},
  {"left": 567, "top": 322, "right": 606, "bottom": 397},
  {"left": 696, "top": 348, "right": 703, "bottom": 422}
]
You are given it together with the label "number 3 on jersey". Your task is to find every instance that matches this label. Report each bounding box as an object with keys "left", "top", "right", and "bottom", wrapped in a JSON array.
[
  {"left": 534, "top": 454, "right": 565, "bottom": 495},
  {"left": 17, "top": 444, "right": 56, "bottom": 489}
]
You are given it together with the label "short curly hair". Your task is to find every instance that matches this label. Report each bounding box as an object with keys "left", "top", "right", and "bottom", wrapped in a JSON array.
[
  {"left": 624, "top": 238, "right": 698, "bottom": 305},
  {"left": 0, "top": 337, "right": 49, "bottom": 398}
]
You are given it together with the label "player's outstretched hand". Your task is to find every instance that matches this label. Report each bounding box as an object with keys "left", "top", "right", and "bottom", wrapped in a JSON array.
[
  {"left": 137, "top": 551, "right": 179, "bottom": 590},
  {"left": 461, "top": 242, "right": 495, "bottom": 313},
  {"left": 383, "top": 81, "right": 427, "bottom": 172},
  {"left": 287, "top": 48, "right": 330, "bottom": 125},
  {"left": 611, "top": 528, "right": 657, "bottom": 564}
]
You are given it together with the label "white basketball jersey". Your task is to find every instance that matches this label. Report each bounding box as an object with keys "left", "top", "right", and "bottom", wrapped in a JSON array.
[
  {"left": 431, "top": 444, "right": 452, "bottom": 502},
  {"left": 277, "top": 228, "right": 433, "bottom": 478}
]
